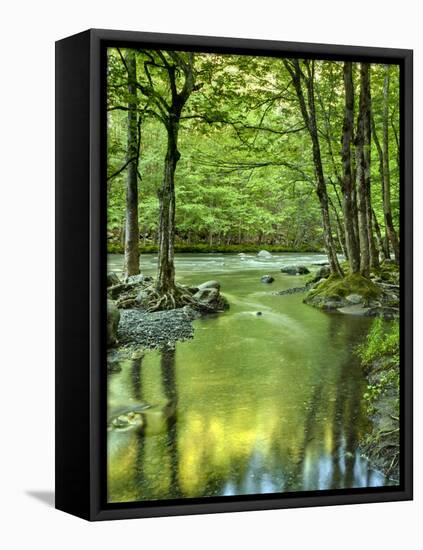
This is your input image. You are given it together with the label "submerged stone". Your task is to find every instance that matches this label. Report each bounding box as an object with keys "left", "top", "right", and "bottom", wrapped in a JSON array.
[{"left": 260, "top": 275, "right": 274, "bottom": 283}]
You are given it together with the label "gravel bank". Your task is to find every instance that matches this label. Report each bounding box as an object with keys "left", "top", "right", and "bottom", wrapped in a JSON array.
[{"left": 116, "top": 306, "right": 197, "bottom": 350}]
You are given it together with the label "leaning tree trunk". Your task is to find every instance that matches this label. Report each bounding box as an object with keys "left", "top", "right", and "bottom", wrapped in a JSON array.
[
  {"left": 156, "top": 121, "right": 179, "bottom": 296},
  {"left": 285, "top": 59, "right": 343, "bottom": 277},
  {"left": 124, "top": 49, "right": 140, "bottom": 277},
  {"left": 382, "top": 65, "right": 400, "bottom": 262},
  {"left": 341, "top": 62, "right": 360, "bottom": 273}
]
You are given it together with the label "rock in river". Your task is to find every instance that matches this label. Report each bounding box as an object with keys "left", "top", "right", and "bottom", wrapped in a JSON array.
[
  {"left": 198, "top": 280, "right": 221, "bottom": 291},
  {"left": 260, "top": 275, "right": 274, "bottom": 283},
  {"left": 281, "top": 265, "right": 310, "bottom": 275},
  {"left": 257, "top": 250, "right": 272, "bottom": 259}
]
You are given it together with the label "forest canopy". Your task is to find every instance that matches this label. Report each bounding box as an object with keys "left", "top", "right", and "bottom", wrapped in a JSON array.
[{"left": 107, "top": 47, "right": 400, "bottom": 297}]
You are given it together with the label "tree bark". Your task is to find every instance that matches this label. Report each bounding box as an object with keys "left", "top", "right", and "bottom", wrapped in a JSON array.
[
  {"left": 363, "top": 67, "right": 379, "bottom": 270},
  {"left": 371, "top": 114, "right": 391, "bottom": 261},
  {"left": 341, "top": 62, "right": 360, "bottom": 273},
  {"left": 124, "top": 50, "right": 140, "bottom": 277},
  {"left": 156, "top": 120, "right": 180, "bottom": 294},
  {"left": 285, "top": 59, "right": 343, "bottom": 277},
  {"left": 382, "top": 65, "right": 400, "bottom": 262},
  {"left": 372, "top": 208, "right": 386, "bottom": 261},
  {"left": 155, "top": 54, "right": 195, "bottom": 296},
  {"left": 355, "top": 63, "right": 371, "bottom": 277}
]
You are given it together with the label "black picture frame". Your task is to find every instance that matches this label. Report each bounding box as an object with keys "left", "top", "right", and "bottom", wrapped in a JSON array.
[{"left": 55, "top": 28, "right": 413, "bottom": 521}]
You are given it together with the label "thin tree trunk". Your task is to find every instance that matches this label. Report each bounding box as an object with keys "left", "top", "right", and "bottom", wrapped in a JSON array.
[
  {"left": 371, "top": 114, "right": 390, "bottom": 260},
  {"left": 372, "top": 208, "right": 386, "bottom": 261},
  {"left": 355, "top": 63, "right": 371, "bottom": 277},
  {"left": 341, "top": 62, "right": 360, "bottom": 273},
  {"left": 382, "top": 65, "right": 400, "bottom": 262},
  {"left": 363, "top": 67, "right": 379, "bottom": 270},
  {"left": 124, "top": 50, "right": 140, "bottom": 277}
]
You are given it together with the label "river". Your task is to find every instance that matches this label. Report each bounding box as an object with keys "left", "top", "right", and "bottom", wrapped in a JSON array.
[{"left": 107, "top": 252, "right": 392, "bottom": 503}]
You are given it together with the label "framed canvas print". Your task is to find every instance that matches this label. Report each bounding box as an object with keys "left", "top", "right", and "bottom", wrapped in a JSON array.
[{"left": 55, "top": 29, "right": 413, "bottom": 521}]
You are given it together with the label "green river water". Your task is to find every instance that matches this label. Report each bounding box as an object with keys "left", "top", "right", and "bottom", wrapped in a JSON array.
[{"left": 107, "top": 252, "right": 391, "bottom": 503}]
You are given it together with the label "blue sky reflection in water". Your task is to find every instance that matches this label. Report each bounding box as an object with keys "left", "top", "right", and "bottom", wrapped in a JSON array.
[{"left": 107, "top": 253, "right": 392, "bottom": 502}]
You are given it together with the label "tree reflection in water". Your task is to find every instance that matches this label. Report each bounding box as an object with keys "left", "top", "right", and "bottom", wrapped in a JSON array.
[{"left": 108, "top": 308, "right": 391, "bottom": 503}]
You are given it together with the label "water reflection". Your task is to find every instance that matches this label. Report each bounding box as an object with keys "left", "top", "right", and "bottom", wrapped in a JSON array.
[{"left": 107, "top": 256, "right": 392, "bottom": 502}]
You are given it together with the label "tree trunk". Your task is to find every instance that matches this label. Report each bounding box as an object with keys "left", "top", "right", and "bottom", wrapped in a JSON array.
[
  {"left": 372, "top": 208, "right": 387, "bottom": 261},
  {"left": 155, "top": 53, "right": 195, "bottom": 298},
  {"left": 156, "top": 122, "right": 179, "bottom": 294},
  {"left": 124, "top": 50, "right": 140, "bottom": 277},
  {"left": 382, "top": 65, "right": 400, "bottom": 262},
  {"left": 355, "top": 63, "right": 371, "bottom": 277},
  {"left": 285, "top": 60, "right": 343, "bottom": 277},
  {"left": 363, "top": 67, "right": 379, "bottom": 270},
  {"left": 341, "top": 62, "right": 360, "bottom": 273},
  {"left": 371, "top": 114, "right": 390, "bottom": 261}
]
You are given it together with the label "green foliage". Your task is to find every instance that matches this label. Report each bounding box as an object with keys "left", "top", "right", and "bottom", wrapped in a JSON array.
[
  {"left": 106, "top": 48, "right": 400, "bottom": 252},
  {"left": 357, "top": 318, "right": 400, "bottom": 365},
  {"left": 357, "top": 318, "right": 400, "bottom": 418}
]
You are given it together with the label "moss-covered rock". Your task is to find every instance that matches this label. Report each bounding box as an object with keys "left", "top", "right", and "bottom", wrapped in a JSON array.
[{"left": 304, "top": 273, "right": 382, "bottom": 311}]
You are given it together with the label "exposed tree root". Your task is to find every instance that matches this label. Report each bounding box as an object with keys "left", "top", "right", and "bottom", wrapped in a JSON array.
[{"left": 145, "top": 283, "right": 215, "bottom": 313}]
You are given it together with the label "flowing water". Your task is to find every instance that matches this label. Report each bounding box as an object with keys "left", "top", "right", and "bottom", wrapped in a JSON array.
[{"left": 107, "top": 252, "right": 391, "bottom": 503}]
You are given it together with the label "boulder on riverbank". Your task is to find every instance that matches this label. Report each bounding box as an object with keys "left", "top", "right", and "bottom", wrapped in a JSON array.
[
  {"left": 304, "top": 273, "right": 382, "bottom": 311},
  {"left": 309, "top": 265, "right": 331, "bottom": 283},
  {"left": 303, "top": 272, "right": 399, "bottom": 318}
]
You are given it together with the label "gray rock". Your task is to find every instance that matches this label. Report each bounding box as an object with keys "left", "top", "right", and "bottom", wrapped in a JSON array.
[
  {"left": 136, "top": 290, "right": 150, "bottom": 308},
  {"left": 316, "top": 265, "right": 330, "bottom": 279},
  {"left": 107, "top": 272, "right": 120, "bottom": 287},
  {"left": 338, "top": 304, "right": 370, "bottom": 316},
  {"left": 346, "top": 293, "right": 364, "bottom": 305},
  {"left": 126, "top": 273, "right": 152, "bottom": 285},
  {"left": 257, "top": 250, "right": 272, "bottom": 259},
  {"left": 260, "top": 275, "right": 274, "bottom": 283},
  {"left": 193, "top": 287, "right": 219, "bottom": 303},
  {"left": 107, "top": 299, "right": 120, "bottom": 347},
  {"left": 281, "top": 265, "right": 310, "bottom": 275},
  {"left": 198, "top": 280, "right": 220, "bottom": 291}
]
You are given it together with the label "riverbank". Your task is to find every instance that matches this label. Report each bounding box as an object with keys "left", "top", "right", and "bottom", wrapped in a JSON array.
[
  {"left": 357, "top": 319, "right": 400, "bottom": 481},
  {"left": 107, "top": 307, "right": 197, "bottom": 366},
  {"left": 107, "top": 242, "right": 323, "bottom": 255}
]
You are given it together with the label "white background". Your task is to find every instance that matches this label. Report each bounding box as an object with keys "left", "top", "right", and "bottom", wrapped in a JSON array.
[{"left": 0, "top": 0, "right": 420, "bottom": 548}]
